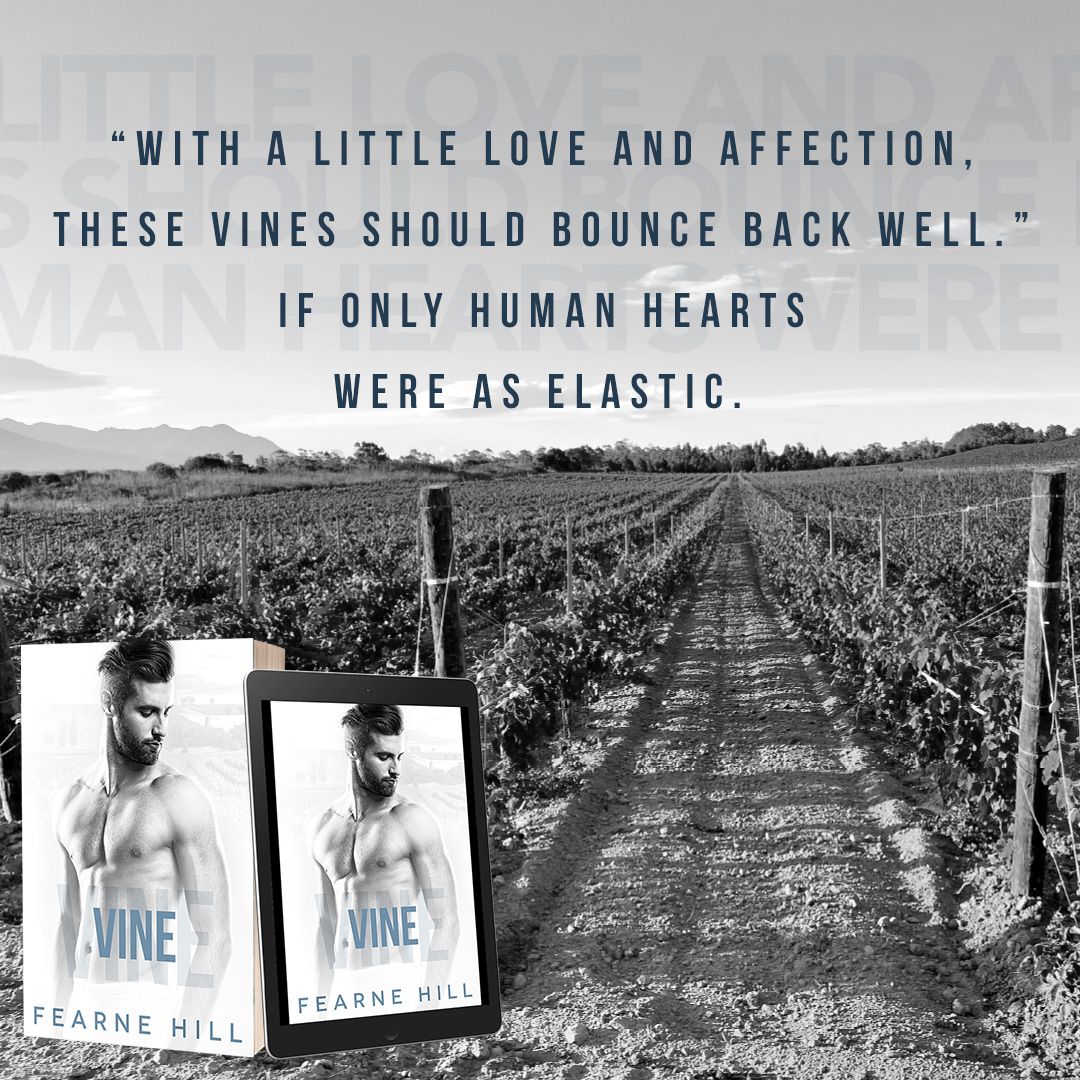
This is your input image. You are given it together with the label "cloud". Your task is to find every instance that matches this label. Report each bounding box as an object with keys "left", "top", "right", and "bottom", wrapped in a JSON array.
[
  {"left": 803, "top": 275, "right": 855, "bottom": 286},
  {"left": 0, "top": 355, "right": 107, "bottom": 394},
  {"left": 747, "top": 386, "right": 1080, "bottom": 412},
  {"left": 782, "top": 253, "right": 861, "bottom": 267},
  {"left": 95, "top": 385, "right": 164, "bottom": 417},
  {"left": 638, "top": 265, "right": 691, "bottom": 288},
  {"left": 256, "top": 377, "right": 555, "bottom": 429},
  {"left": 628, "top": 265, "right": 761, "bottom": 305},
  {"left": 442, "top": 377, "right": 553, "bottom": 417},
  {"left": 100, "top": 386, "right": 160, "bottom": 402},
  {"left": 926, "top": 215, "right": 1039, "bottom": 245}
]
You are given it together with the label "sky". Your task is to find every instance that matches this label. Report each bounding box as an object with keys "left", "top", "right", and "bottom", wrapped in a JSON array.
[{"left": 0, "top": 1, "right": 1078, "bottom": 457}]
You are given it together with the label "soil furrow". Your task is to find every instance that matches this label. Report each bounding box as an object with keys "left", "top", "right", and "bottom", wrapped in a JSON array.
[{"left": 485, "top": 486, "right": 1020, "bottom": 1080}]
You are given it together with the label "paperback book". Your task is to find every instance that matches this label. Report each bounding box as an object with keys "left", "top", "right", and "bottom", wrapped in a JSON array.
[{"left": 21, "top": 637, "right": 283, "bottom": 1056}]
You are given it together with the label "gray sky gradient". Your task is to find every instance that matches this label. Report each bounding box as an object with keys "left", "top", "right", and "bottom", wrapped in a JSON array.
[{"left": 0, "top": 1, "right": 1077, "bottom": 455}]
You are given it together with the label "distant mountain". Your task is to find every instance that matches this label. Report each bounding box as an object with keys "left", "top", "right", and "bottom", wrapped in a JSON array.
[{"left": 0, "top": 420, "right": 282, "bottom": 473}]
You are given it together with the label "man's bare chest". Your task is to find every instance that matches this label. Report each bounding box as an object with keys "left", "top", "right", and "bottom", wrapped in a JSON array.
[
  {"left": 61, "top": 787, "right": 176, "bottom": 879},
  {"left": 317, "top": 815, "right": 411, "bottom": 885}
]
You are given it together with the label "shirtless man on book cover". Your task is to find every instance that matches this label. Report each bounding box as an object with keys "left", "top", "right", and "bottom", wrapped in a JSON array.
[
  {"left": 309, "top": 703, "right": 460, "bottom": 993},
  {"left": 52, "top": 636, "right": 231, "bottom": 1016}
]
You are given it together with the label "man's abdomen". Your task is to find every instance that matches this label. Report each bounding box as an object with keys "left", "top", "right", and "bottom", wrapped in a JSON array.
[
  {"left": 332, "top": 874, "right": 429, "bottom": 970},
  {"left": 73, "top": 866, "right": 186, "bottom": 986}
]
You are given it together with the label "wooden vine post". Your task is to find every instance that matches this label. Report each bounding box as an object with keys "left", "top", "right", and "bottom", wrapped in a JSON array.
[
  {"left": 1011, "top": 471, "right": 1067, "bottom": 898},
  {"left": 239, "top": 520, "right": 250, "bottom": 608},
  {"left": 196, "top": 521, "right": 205, "bottom": 576},
  {"left": 878, "top": 497, "right": 887, "bottom": 594},
  {"left": 624, "top": 518, "right": 630, "bottom": 559},
  {"left": 565, "top": 513, "right": 574, "bottom": 615},
  {"left": 497, "top": 517, "right": 505, "bottom": 579},
  {"left": 828, "top": 510, "right": 835, "bottom": 558},
  {"left": 0, "top": 598, "right": 19, "bottom": 821},
  {"left": 419, "top": 486, "right": 466, "bottom": 678}
]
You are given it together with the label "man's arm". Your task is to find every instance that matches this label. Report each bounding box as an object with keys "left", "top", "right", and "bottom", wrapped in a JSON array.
[
  {"left": 308, "top": 814, "right": 338, "bottom": 997},
  {"left": 167, "top": 775, "right": 231, "bottom": 1017},
  {"left": 52, "top": 793, "right": 80, "bottom": 1007},
  {"left": 404, "top": 805, "right": 459, "bottom": 986}
]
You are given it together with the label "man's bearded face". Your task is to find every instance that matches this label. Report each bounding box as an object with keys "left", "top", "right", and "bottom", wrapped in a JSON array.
[
  {"left": 350, "top": 732, "right": 404, "bottom": 797},
  {"left": 110, "top": 678, "right": 174, "bottom": 765}
]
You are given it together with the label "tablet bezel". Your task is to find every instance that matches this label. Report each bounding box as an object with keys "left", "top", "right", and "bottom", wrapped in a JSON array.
[{"left": 244, "top": 670, "right": 502, "bottom": 1058}]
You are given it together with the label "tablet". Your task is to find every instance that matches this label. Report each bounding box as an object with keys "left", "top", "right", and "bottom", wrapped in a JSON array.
[{"left": 244, "top": 671, "right": 502, "bottom": 1057}]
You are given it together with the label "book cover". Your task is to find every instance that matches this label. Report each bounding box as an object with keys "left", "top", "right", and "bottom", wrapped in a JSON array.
[
  {"left": 268, "top": 700, "right": 482, "bottom": 1025},
  {"left": 20, "top": 637, "right": 283, "bottom": 1056}
]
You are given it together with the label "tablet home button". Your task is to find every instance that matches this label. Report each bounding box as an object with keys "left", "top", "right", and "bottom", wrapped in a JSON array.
[{"left": 384, "top": 1029, "right": 399, "bottom": 1042}]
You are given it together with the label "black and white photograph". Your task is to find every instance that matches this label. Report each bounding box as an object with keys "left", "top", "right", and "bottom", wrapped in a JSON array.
[{"left": 0, "top": 0, "right": 1077, "bottom": 1077}]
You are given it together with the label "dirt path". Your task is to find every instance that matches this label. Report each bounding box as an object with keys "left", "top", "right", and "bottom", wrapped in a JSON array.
[
  {"left": 462, "top": 488, "right": 1021, "bottom": 1080},
  {"left": 0, "top": 489, "right": 1025, "bottom": 1080}
]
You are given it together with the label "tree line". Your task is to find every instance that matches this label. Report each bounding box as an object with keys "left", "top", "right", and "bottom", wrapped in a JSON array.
[
  {"left": 1, "top": 421, "right": 1075, "bottom": 493},
  {"left": 236, "top": 420, "right": 1079, "bottom": 475}
]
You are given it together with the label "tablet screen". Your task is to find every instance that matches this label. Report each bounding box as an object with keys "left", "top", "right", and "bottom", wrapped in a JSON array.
[{"left": 265, "top": 702, "right": 484, "bottom": 1027}]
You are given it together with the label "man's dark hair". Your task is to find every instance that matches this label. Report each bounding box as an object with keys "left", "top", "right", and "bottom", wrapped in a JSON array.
[
  {"left": 341, "top": 703, "right": 404, "bottom": 752},
  {"left": 99, "top": 636, "right": 175, "bottom": 712}
]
